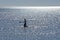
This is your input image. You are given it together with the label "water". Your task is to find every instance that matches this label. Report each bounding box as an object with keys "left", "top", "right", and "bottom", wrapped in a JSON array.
[{"left": 0, "top": 7, "right": 60, "bottom": 40}]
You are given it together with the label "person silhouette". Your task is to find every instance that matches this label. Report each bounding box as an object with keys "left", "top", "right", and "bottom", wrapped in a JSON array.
[{"left": 24, "top": 19, "right": 28, "bottom": 27}]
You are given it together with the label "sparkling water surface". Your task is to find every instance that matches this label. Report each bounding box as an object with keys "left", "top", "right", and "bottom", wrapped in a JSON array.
[{"left": 0, "top": 8, "right": 60, "bottom": 40}]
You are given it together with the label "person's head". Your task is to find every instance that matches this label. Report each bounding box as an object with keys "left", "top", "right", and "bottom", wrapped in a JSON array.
[{"left": 24, "top": 18, "right": 26, "bottom": 20}]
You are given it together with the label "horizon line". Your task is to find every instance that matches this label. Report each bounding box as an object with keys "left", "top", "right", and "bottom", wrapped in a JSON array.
[{"left": 0, "top": 6, "right": 60, "bottom": 9}]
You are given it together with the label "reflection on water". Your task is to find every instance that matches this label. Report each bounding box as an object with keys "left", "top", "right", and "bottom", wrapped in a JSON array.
[{"left": 0, "top": 8, "right": 60, "bottom": 40}]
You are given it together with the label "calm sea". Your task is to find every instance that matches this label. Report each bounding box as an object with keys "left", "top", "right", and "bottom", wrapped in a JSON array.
[{"left": 0, "top": 7, "right": 60, "bottom": 40}]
